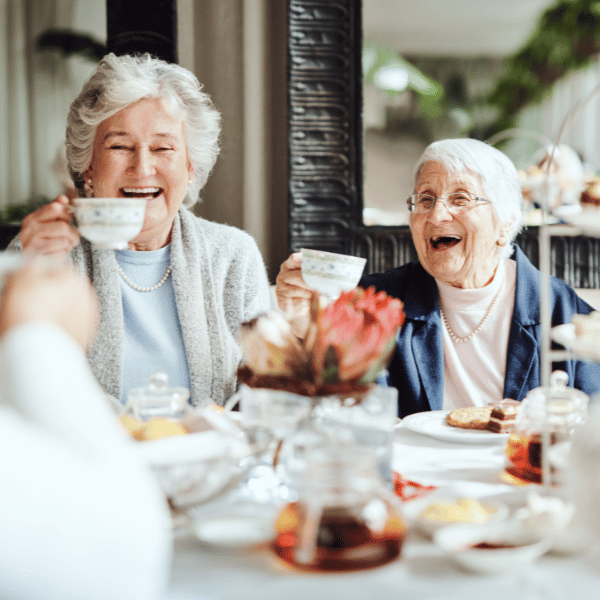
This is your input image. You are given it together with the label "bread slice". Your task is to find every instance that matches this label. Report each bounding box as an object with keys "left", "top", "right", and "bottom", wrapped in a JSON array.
[{"left": 445, "top": 407, "right": 492, "bottom": 430}]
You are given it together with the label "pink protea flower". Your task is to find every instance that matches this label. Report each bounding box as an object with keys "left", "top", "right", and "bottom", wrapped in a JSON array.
[{"left": 311, "top": 287, "right": 405, "bottom": 384}]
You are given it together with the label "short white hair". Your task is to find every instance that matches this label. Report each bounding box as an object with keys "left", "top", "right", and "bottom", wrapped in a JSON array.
[
  {"left": 66, "top": 53, "right": 221, "bottom": 207},
  {"left": 412, "top": 138, "right": 523, "bottom": 258}
]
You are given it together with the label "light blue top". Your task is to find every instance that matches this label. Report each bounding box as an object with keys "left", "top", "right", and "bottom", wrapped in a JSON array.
[{"left": 115, "top": 246, "right": 191, "bottom": 405}]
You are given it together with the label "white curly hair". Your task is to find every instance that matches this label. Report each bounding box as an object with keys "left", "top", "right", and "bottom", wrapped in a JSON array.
[
  {"left": 66, "top": 53, "right": 221, "bottom": 208},
  {"left": 412, "top": 138, "right": 524, "bottom": 258}
]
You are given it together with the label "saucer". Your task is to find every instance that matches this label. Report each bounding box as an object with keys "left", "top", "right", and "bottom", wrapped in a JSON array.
[{"left": 192, "top": 515, "right": 275, "bottom": 549}]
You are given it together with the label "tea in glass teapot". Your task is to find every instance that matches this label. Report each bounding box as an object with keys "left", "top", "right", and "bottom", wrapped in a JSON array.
[
  {"left": 505, "top": 371, "right": 589, "bottom": 485},
  {"left": 272, "top": 443, "right": 406, "bottom": 572}
]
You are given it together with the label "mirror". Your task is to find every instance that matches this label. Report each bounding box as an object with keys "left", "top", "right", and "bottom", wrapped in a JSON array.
[
  {"left": 287, "top": 0, "right": 600, "bottom": 288},
  {"left": 361, "top": 0, "right": 556, "bottom": 227}
]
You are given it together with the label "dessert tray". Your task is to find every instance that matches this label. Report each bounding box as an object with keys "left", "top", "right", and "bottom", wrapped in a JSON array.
[
  {"left": 551, "top": 323, "right": 600, "bottom": 362},
  {"left": 399, "top": 411, "right": 510, "bottom": 444}
]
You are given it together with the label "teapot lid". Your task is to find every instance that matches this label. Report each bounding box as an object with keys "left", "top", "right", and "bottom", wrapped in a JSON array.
[
  {"left": 525, "top": 370, "right": 589, "bottom": 404},
  {"left": 522, "top": 370, "right": 589, "bottom": 423}
]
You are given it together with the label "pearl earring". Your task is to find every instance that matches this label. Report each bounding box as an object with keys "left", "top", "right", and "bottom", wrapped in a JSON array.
[{"left": 498, "top": 236, "right": 507, "bottom": 246}]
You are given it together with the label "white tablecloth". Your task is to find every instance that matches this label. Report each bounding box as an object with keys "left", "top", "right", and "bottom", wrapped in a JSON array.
[{"left": 167, "top": 426, "right": 600, "bottom": 600}]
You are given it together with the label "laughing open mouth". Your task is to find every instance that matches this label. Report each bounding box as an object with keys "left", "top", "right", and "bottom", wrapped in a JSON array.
[
  {"left": 120, "top": 187, "right": 162, "bottom": 199},
  {"left": 430, "top": 235, "right": 462, "bottom": 249}
]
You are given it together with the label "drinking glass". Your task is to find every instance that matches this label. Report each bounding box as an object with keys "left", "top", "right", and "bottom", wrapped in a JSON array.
[{"left": 238, "top": 385, "right": 312, "bottom": 503}]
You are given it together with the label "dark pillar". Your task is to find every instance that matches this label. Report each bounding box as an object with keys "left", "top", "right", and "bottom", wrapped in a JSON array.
[{"left": 106, "top": 0, "right": 177, "bottom": 63}]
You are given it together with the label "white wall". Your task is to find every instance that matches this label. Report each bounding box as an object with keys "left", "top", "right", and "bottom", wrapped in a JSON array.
[{"left": 181, "top": 0, "right": 288, "bottom": 281}]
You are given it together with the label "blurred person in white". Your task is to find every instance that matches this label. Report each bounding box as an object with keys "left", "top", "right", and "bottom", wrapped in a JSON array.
[{"left": 0, "top": 258, "right": 172, "bottom": 600}]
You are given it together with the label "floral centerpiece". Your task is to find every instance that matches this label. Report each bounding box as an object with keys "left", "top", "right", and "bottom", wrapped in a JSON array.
[{"left": 237, "top": 286, "right": 405, "bottom": 399}]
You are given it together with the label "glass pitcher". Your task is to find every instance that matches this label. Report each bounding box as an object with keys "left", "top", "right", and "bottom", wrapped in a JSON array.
[
  {"left": 505, "top": 371, "right": 589, "bottom": 485},
  {"left": 272, "top": 443, "right": 406, "bottom": 572}
]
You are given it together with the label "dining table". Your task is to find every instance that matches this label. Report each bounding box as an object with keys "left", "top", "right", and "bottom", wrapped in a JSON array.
[{"left": 166, "top": 414, "right": 600, "bottom": 600}]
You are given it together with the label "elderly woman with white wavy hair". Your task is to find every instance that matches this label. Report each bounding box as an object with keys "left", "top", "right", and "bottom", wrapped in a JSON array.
[
  {"left": 11, "top": 53, "right": 270, "bottom": 406},
  {"left": 276, "top": 138, "right": 600, "bottom": 417}
]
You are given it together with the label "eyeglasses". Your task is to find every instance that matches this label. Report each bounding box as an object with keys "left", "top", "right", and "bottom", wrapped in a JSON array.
[{"left": 406, "top": 192, "right": 491, "bottom": 214}]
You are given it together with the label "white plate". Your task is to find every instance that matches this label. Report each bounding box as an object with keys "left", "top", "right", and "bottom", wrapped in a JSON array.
[
  {"left": 400, "top": 410, "right": 509, "bottom": 444},
  {"left": 551, "top": 323, "right": 600, "bottom": 362},
  {"left": 434, "top": 521, "right": 552, "bottom": 574}
]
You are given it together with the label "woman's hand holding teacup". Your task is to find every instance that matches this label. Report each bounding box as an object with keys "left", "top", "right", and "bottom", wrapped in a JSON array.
[
  {"left": 275, "top": 252, "right": 313, "bottom": 339},
  {"left": 20, "top": 194, "right": 80, "bottom": 258}
]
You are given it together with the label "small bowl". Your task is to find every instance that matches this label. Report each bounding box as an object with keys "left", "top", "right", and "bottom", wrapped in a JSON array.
[
  {"left": 514, "top": 490, "right": 590, "bottom": 554},
  {"left": 413, "top": 495, "right": 509, "bottom": 537},
  {"left": 73, "top": 197, "right": 146, "bottom": 249},
  {"left": 434, "top": 521, "right": 552, "bottom": 574},
  {"left": 136, "top": 428, "right": 264, "bottom": 508},
  {"left": 301, "top": 248, "right": 366, "bottom": 298}
]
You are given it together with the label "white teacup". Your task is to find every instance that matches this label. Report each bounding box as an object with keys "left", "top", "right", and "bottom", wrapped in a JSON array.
[
  {"left": 301, "top": 248, "right": 366, "bottom": 299},
  {"left": 72, "top": 198, "right": 147, "bottom": 249}
]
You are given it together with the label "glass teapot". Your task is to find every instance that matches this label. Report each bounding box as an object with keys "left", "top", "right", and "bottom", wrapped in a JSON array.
[
  {"left": 272, "top": 442, "right": 406, "bottom": 572},
  {"left": 126, "top": 372, "right": 191, "bottom": 421},
  {"left": 505, "top": 371, "right": 589, "bottom": 485}
]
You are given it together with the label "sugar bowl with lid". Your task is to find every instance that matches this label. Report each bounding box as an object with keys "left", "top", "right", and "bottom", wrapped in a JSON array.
[{"left": 126, "top": 372, "right": 192, "bottom": 421}]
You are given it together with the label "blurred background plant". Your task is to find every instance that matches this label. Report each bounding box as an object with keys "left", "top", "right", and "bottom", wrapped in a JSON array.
[
  {"left": 485, "top": 0, "right": 600, "bottom": 140},
  {"left": 364, "top": 0, "right": 600, "bottom": 142},
  {"left": 36, "top": 28, "right": 105, "bottom": 61},
  {"left": 0, "top": 27, "right": 105, "bottom": 228},
  {"left": 1, "top": 196, "right": 52, "bottom": 225}
]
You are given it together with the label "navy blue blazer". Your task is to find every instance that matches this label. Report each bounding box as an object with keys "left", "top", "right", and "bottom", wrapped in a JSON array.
[{"left": 360, "top": 245, "right": 600, "bottom": 418}]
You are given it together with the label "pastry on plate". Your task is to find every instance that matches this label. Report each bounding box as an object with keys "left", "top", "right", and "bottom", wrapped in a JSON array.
[
  {"left": 445, "top": 407, "right": 492, "bottom": 430},
  {"left": 486, "top": 400, "right": 520, "bottom": 433}
]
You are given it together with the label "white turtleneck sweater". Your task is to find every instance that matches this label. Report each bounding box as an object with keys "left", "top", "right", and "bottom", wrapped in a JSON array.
[{"left": 437, "top": 257, "right": 517, "bottom": 409}]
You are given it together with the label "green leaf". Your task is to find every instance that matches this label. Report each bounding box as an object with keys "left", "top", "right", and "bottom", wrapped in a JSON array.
[{"left": 482, "top": 0, "right": 600, "bottom": 136}]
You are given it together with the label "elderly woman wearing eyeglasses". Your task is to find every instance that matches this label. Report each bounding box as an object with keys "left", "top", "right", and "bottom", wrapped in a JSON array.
[{"left": 276, "top": 138, "right": 600, "bottom": 417}]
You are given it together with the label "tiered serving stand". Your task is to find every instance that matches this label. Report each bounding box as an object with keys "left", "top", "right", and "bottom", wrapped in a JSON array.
[
  {"left": 504, "top": 83, "right": 600, "bottom": 489},
  {"left": 540, "top": 83, "right": 600, "bottom": 376}
]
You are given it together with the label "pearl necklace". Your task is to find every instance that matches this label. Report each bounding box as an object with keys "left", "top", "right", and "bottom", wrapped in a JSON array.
[
  {"left": 439, "top": 275, "right": 505, "bottom": 344},
  {"left": 116, "top": 263, "right": 172, "bottom": 292}
]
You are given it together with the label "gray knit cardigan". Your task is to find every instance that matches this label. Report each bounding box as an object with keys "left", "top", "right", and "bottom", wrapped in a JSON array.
[{"left": 9, "top": 208, "right": 271, "bottom": 405}]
